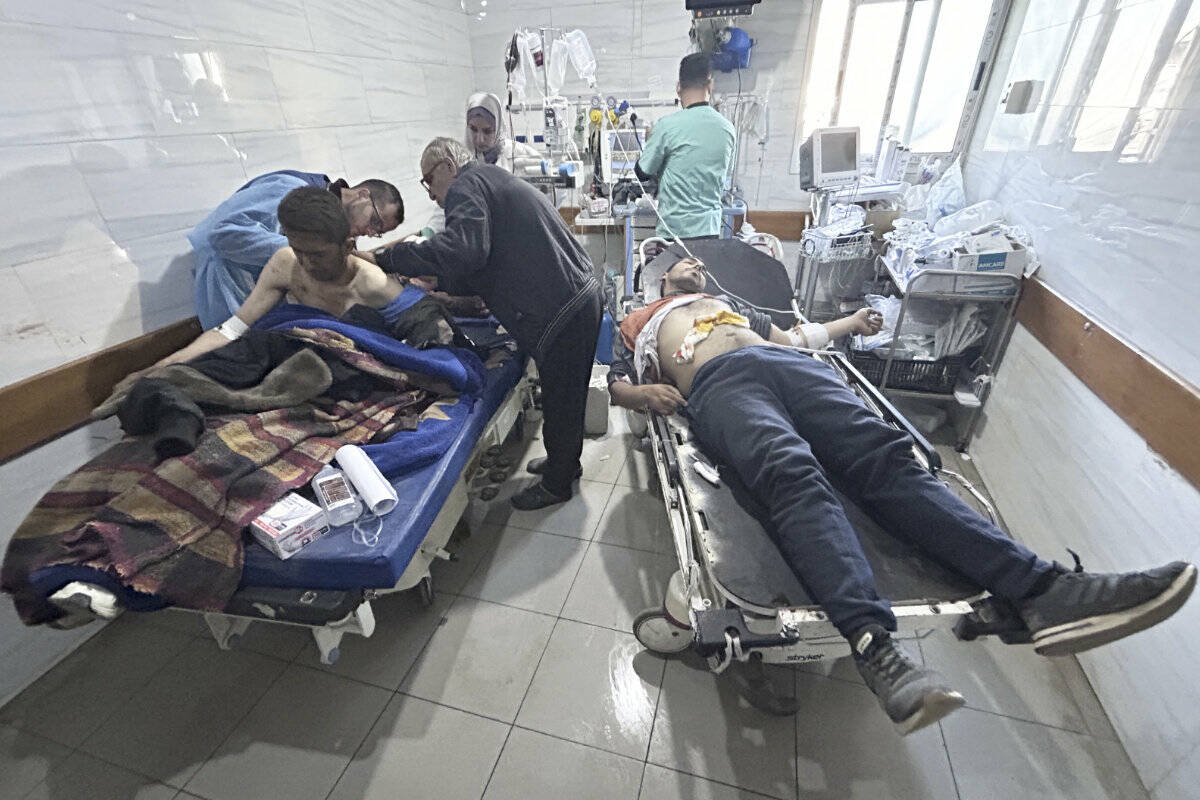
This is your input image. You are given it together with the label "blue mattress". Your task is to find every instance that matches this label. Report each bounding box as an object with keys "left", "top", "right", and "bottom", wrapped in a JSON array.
[{"left": 239, "top": 352, "right": 525, "bottom": 590}]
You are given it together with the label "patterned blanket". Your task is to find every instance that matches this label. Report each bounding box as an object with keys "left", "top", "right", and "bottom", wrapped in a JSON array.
[{"left": 1, "top": 328, "right": 436, "bottom": 625}]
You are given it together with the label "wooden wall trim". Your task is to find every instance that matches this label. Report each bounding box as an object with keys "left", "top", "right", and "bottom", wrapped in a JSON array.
[
  {"left": 0, "top": 317, "right": 202, "bottom": 464},
  {"left": 738, "top": 210, "right": 811, "bottom": 240},
  {"left": 9, "top": 230, "right": 1193, "bottom": 492},
  {"left": 561, "top": 207, "right": 811, "bottom": 238},
  {"left": 1017, "top": 278, "right": 1200, "bottom": 489}
]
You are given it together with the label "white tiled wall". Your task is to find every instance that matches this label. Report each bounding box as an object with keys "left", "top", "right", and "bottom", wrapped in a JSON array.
[
  {"left": 0, "top": 0, "right": 475, "bottom": 389},
  {"left": 963, "top": 1, "right": 1200, "bottom": 796},
  {"left": 0, "top": 0, "right": 475, "bottom": 703},
  {"left": 966, "top": 0, "right": 1200, "bottom": 386},
  {"left": 465, "top": 0, "right": 813, "bottom": 210}
]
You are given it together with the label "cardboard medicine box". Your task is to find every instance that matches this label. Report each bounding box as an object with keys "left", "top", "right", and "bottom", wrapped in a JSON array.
[
  {"left": 948, "top": 240, "right": 1028, "bottom": 294},
  {"left": 249, "top": 493, "right": 330, "bottom": 560}
]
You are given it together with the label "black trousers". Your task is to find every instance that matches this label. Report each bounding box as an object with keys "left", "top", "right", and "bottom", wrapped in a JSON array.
[
  {"left": 688, "top": 346, "right": 1055, "bottom": 637},
  {"left": 536, "top": 289, "right": 603, "bottom": 497}
]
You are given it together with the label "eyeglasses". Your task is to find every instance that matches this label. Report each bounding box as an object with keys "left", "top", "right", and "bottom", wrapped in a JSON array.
[
  {"left": 366, "top": 193, "right": 385, "bottom": 236},
  {"left": 420, "top": 160, "right": 449, "bottom": 192}
]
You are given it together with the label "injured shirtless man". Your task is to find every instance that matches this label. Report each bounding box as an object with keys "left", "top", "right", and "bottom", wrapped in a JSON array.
[
  {"left": 609, "top": 256, "right": 1196, "bottom": 735},
  {"left": 160, "top": 186, "right": 435, "bottom": 366}
]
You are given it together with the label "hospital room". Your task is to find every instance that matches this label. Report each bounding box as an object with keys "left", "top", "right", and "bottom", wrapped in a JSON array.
[{"left": 2, "top": 0, "right": 1200, "bottom": 797}]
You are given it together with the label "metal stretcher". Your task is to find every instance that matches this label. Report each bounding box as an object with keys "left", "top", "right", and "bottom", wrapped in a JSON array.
[
  {"left": 41, "top": 323, "right": 535, "bottom": 665},
  {"left": 624, "top": 239, "right": 1032, "bottom": 686}
]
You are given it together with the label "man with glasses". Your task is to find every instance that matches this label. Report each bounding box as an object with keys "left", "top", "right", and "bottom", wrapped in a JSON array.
[
  {"left": 159, "top": 187, "right": 412, "bottom": 368},
  {"left": 364, "top": 137, "right": 601, "bottom": 511},
  {"left": 190, "top": 170, "right": 403, "bottom": 329}
]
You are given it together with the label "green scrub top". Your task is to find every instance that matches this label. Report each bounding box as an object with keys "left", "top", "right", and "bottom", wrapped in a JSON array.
[{"left": 637, "top": 103, "right": 736, "bottom": 239}]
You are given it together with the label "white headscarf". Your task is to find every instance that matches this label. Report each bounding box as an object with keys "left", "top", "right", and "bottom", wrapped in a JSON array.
[{"left": 464, "top": 92, "right": 508, "bottom": 165}]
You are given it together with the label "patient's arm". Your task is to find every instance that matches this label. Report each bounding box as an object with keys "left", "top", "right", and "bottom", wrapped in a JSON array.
[
  {"left": 156, "top": 248, "right": 291, "bottom": 367},
  {"left": 822, "top": 308, "right": 883, "bottom": 340},
  {"left": 609, "top": 380, "right": 687, "bottom": 414},
  {"left": 766, "top": 308, "right": 883, "bottom": 347}
]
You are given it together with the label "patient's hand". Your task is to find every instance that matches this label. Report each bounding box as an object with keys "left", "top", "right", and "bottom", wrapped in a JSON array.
[
  {"left": 640, "top": 384, "right": 686, "bottom": 415},
  {"left": 430, "top": 292, "right": 488, "bottom": 316},
  {"left": 849, "top": 308, "right": 884, "bottom": 336}
]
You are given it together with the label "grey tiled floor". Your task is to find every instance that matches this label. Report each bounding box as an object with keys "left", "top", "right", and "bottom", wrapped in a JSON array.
[{"left": 0, "top": 407, "right": 1150, "bottom": 800}]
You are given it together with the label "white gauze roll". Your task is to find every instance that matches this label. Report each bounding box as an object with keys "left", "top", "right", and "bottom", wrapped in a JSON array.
[{"left": 335, "top": 445, "right": 398, "bottom": 516}]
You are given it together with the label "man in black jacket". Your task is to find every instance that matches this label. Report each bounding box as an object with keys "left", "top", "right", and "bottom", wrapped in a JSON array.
[{"left": 366, "top": 137, "right": 602, "bottom": 510}]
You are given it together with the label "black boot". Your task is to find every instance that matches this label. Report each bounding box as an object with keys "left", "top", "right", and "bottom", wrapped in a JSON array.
[
  {"left": 510, "top": 481, "right": 572, "bottom": 511},
  {"left": 1019, "top": 561, "right": 1196, "bottom": 656},
  {"left": 525, "top": 456, "right": 583, "bottom": 480},
  {"left": 852, "top": 626, "right": 964, "bottom": 735}
]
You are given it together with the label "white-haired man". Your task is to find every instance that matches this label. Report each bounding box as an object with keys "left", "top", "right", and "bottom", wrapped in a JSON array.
[{"left": 362, "top": 138, "right": 601, "bottom": 510}]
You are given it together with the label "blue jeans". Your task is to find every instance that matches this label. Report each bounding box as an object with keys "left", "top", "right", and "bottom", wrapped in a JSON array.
[{"left": 687, "top": 346, "right": 1054, "bottom": 637}]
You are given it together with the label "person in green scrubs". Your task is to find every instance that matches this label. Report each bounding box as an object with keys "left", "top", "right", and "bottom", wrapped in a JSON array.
[{"left": 635, "top": 53, "right": 736, "bottom": 240}]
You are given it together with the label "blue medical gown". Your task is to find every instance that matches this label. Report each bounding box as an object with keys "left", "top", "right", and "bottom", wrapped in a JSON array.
[{"left": 188, "top": 170, "right": 329, "bottom": 329}]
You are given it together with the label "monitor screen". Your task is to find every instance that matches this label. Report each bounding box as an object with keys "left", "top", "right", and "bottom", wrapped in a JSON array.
[
  {"left": 609, "top": 130, "right": 643, "bottom": 151},
  {"left": 819, "top": 131, "right": 857, "bottom": 173}
]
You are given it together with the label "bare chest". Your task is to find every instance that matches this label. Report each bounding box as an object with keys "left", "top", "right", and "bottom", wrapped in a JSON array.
[
  {"left": 655, "top": 298, "right": 765, "bottom": 395},
  {"left": 287, "top": 271, "right": 403, "bottom": 318}
]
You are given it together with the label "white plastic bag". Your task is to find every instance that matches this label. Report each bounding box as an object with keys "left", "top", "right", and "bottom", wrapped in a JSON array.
[
  {"left": 932, "top": 199, "right": 1005, "bottom": 236},
  {"left": 900, "top": 183, "right": 930, "bottom": 219},
  {"left": 926, "top": 158, "right": 966, "bottom": 225}
]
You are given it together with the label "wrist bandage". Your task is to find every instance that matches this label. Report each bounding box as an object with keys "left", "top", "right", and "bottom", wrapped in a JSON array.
[
  {"left": 788, "top": 323, "right": 829, "bottom": 350},
  {"left": 215, "top": 315, "right": 249, "bottom": 341}
]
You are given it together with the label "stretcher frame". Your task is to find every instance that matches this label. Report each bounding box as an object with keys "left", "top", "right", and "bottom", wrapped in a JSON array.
[
  {"left": 624, "top": 254, "right": 1031, "bottom": 676},
  {"left": 632, "top": 351, "right": 1011, "bottom": 672},
  {"left": 51, "top": 362, "right": 537, "bottom": 665}
]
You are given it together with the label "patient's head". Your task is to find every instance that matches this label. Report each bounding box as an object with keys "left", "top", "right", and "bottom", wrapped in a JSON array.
[
  {"left": 278, "top": 187, "right": 354, "bottom": 281},
  {"left": 661, "top": 257, "right": 708, "bottom": 296}
]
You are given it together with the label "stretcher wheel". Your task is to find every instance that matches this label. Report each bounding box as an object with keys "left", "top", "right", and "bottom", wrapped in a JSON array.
[
  {"left": 417, "top": 575, "right": 434, "bottom": 607},
  {"left": 633, "top": 608, "right": 692, "bottom": 654}
]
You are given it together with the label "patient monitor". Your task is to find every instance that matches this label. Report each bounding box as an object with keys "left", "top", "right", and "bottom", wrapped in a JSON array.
[
  {"left": 797, "top": 126, "right": 860, "bottom": 190},
  {"left": 601, "top": 129, "right": 644, "bottom": 184}
]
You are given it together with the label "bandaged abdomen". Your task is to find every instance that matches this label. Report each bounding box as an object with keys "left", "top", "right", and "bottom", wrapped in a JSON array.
[{"left": 673, "top": 310, "right": 750, "bottom": 363}]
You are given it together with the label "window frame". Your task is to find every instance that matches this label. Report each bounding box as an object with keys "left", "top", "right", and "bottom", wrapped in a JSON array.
[{"left": 790, "top": 0, "right": 1013, "bottom": 173}]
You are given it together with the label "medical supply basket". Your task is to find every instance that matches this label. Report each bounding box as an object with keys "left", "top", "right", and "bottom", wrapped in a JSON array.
[
  {"left": 848, "top": 349, "right": 977, "bottom": 394},
  {"left": 794, "top": 230, "right": 879, "bottom": 322},
  {"left": 854, "top": 256, "right": 1024, "bottom": 451}
]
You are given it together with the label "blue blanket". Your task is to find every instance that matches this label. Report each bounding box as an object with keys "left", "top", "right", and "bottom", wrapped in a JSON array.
[{"left": 255, "top": 292, "right": 489, "bottom": 477}]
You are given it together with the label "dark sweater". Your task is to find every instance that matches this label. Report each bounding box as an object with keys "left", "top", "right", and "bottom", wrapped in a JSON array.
[{"left": 375, "top": 163, "right": 598, "bottom": 359}]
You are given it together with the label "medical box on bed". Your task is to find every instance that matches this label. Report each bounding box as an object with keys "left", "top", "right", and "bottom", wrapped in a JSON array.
[{"left": 249, "top": 493, "right": 330, "bottom": 560}]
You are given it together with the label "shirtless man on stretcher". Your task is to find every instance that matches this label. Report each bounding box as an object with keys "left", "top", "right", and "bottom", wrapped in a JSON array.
[
  {"left": 160, "top": 187, "right": 440, "bottom": 366},
  {"left": 609, "top": 256, "right": 1196, "bottom": 735}
]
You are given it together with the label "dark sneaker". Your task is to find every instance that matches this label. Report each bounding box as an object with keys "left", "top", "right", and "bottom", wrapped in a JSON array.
[
  {"left": 1019, "top": 561, "right": 1196, "bottom": 656},
  {"left": 525, "top": 456, "right": 583, "bottom": 480},
  {"left": 852, "top": 626, "right": 964, "bottom": 735},
  {"left": 510, "top": 481, "right": 572, "bottom": 511}
]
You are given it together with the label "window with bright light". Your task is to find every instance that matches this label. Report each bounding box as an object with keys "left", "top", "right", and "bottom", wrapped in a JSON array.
[{"left": 795, "top": 0, "right": 1000, "bottom": 170}]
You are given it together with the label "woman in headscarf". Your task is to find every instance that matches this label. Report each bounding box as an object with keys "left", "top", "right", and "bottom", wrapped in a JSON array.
[
  {"left": 406, "top": 92, "right": 544, "bottom": 312},
  {"left": 464, "top": 91, "right": 542, "bottom": 171},
  {"left": 422, "top": 92, "right": 544, "bottom": 240}
]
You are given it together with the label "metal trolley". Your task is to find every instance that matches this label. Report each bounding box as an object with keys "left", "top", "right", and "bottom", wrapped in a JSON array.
[
  {"left": 862, "top": 258, "right": 1023, "bottom": 451},
  {"left": 794, "top": 230, "right": 879, "bottom": 322}
]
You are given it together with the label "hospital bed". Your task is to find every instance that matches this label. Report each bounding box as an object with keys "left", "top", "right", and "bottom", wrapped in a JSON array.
[
  {"left": 624, "top": 239, "right": 1032, "bottom": 691},
  {"left": 36, "top": 321, "right": 535, "bottom": 665}
]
